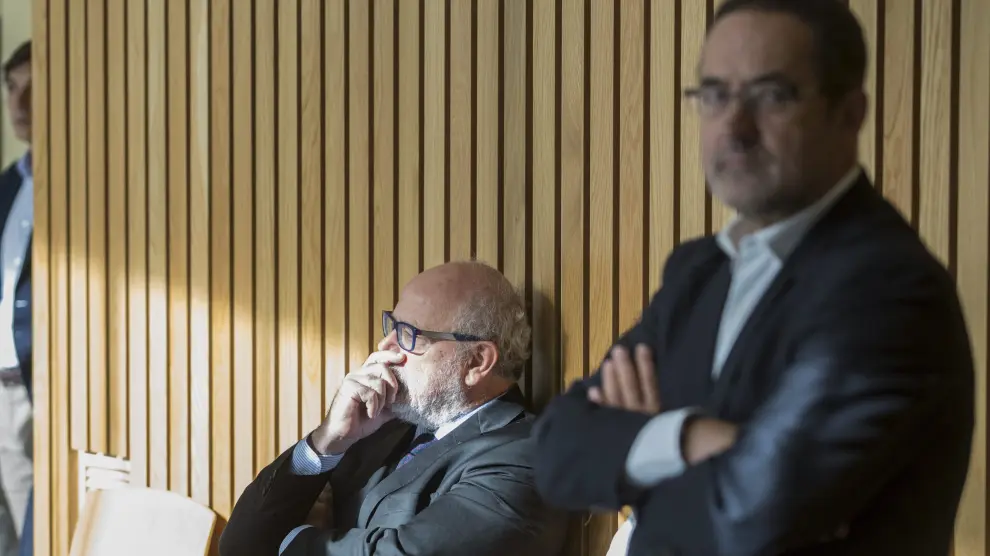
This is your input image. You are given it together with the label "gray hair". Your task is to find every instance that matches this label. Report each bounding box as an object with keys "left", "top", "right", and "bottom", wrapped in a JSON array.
[{"left": 449, "top": 262, "right": 531, "bottom": 381}]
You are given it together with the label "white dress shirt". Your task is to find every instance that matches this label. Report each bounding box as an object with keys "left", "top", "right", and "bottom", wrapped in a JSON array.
[
  {"left": 616, "top": 166, "right": 861, "bottom": 545},
  {"left": 0, "top": 152, "right": 33, "bottom": 371},
  {"left": 280, "top": 397, "right": 498, "bottom": 554}
]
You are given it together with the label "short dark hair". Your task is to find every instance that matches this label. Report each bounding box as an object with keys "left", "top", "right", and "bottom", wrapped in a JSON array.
[
  {"left": 713, "top": 0, "right": 866, "bottom": 101},
  {"left": 3, "top": 41, "right": 31, "bottom": 80}
]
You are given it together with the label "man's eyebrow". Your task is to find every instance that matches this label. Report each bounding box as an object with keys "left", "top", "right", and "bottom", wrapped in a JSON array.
[{"left": 695, "top": 71, "right": 794, "bottom": 88}]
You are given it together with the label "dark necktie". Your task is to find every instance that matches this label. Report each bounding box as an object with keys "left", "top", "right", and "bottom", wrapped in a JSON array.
[{"left": 395, "top": 432, "right": 436, "bottom": 469}]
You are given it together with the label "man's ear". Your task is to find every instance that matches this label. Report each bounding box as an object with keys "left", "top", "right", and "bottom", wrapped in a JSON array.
[{"left": 464, "top": 342, "right": 499, "bottom": 387}]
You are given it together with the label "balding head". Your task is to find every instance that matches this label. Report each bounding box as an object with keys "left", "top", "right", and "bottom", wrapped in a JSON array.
[
  {"left": 381, "top": 261, "right": 529, "bottom": 429},
  {"left": 399, "top": 261, "right": 531, "bottom": 381}
]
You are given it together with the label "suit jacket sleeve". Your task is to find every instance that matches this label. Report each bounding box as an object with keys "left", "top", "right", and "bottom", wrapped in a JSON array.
[
  {"left": 219, "top": 447, "right": 332, "bottom": 556},
  {"left": 283, "top": 438, "right": 566, "bottom": 556},
  {"left": 542, "top": 251, "right": 974, "bottom": 555},
  {"left": 533, "top": 243, "right": 694, "bottom": 511}
]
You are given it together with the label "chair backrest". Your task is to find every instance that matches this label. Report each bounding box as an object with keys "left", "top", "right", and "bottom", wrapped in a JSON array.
[{"left": 69, "top": 487, "right": 217, "bottom": 556}]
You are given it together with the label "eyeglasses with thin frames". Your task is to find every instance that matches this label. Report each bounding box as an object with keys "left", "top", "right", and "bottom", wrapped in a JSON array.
[{"left": 683, "top": 78, "right": 803, "bottom": 119}]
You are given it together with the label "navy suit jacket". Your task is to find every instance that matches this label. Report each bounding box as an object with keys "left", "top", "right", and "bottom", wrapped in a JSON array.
[
  {"left": 0, "top": 162, "right": 32, "bottom": 398},
  {"left": 534, "top": 175, "right": 974, "bottom": 555}
]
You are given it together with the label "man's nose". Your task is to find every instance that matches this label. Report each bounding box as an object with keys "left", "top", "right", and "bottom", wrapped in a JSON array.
[
  {"left": 725, "top": 103, "right": 760, "bottom": 151},
  {"left": 378, "top": 331, "right": 398, "bottom": 352}
]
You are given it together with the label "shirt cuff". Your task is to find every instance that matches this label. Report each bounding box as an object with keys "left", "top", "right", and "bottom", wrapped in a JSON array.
[
  {"left": 624, "top": 407, "right": 701, "bottom": 488},
  {"left": 289, "top": 436, "right": 345, "bottom": 476},
  {"left": 280, "top": 525, "right": 314, "bottom": 554}
]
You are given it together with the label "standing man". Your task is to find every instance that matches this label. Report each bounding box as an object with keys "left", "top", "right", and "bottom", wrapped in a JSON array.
[
  {"left": 533, "top": 1, "right": 974, "bottom": 555},
  {"left": 0, "top": 41, "right": 33, "bottom": 556}
]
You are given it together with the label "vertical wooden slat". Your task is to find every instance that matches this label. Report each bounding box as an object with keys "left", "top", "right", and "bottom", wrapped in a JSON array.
[
  {"left": 954, "top": 2, "right": 989, "bottom": 553},
  {"left": 531, "top": 0, "right": 556, "bottom": 409},
  {"left": 424, "top": 0, "right": 446, "bottom": 269},
  {"left": 881, "top": 0, "right": 915, "bottom": 220},
  {"left": 373, "top": 0, "right": 396, "bottom": 345},
  {"left": 106, "top": 0, "right": 128, "bottom": 460},
  {"left": 588, "top": 1, "right": 615, "bottom": 552},
  {"left": 167, "top": 0, "right": 190, "bottom": 497},
  {"left": 146, "top": 0, "right": 168, "bottom": 492},
  {"left": 86, "top": 0, "right": 108, "bottom": 455},
  {"left": 475, "top": 0, "right": 499, "bottom": 268},
  {"left": 31, "top": 0, "right": 52, "bottom": 550},
  {"left": 254, "top": 0, "right": 278, "bottom": 473},
  {"left": 231, "top": 0, "right": 255, "bottom": 500},
  {"left": 560, "top": 0, "right": 585, "bottom": 391},
  {"left": 49, "top": 0, "right": 73, "bottom": 543},
  {"left": 324, "top": 0, "right": 348, "bottom": 426},
  {"left": 618, "top": 0, "right": 643, "bottom": 335},
  {"left": 849, "top": 0, "right": 878, "bottom": 180},
  {"left": 679, "top": 0, "right": 706, "bottom": 242},
  {"left": 397, "top": 0, "right": 422, "bottom": 289},
  {"left": 126, "top": 0, "right": 149, "bottom": 491},
  {"left": 188, "top": 0, "right": 212, "bottom": 507},
  {"left": 918, "top": 0, "right": 952, "bottom": 265},
  {"left": 503, "top": 0, "right": 527, "bottom": 300},
  {"left": 559, "top": 2, "right": 585, "bottom": 550},
  {"left": 449, "top": 0, "right": 473, "bottom": 262},
  {"left": 649, "top": 0, "right": 676, "bottom": 294},
  {"left": 348, "top": 0, "right": 372, "bottom": 368},
  {"left": 277, "top": 0, "right": 301, "bottom": 446},
  {"left": 300, "top": 0, "right": 325, "bottom": 430},
  {"left": 68, "top": 0, "right": 89, "bottom": 454},
  {"left": 210, "top": 0, "right": 233, "bottom": 518}
]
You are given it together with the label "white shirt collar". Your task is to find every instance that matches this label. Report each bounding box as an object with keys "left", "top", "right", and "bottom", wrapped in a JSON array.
[
  {"left": 433, "top": 396, "right": 500, "bottom": 440},
  {"left": 716, "top": 165, "right": 862, "bottom": 262}
]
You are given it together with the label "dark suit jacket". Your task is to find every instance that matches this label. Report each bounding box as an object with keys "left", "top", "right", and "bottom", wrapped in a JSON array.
[
  {"left": 220, "top": 385, "right": 567, "bottom": 556},
  {"left": 0, "top": 162, "right": 31, "bottom": 398},
  {"left": 533, "top": 174, "right": 974, "bottom": 556}
]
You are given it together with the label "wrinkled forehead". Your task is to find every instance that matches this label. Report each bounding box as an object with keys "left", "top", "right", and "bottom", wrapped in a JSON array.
[{"left": 700, "top": 10, "right": 818, "bottom": 88}]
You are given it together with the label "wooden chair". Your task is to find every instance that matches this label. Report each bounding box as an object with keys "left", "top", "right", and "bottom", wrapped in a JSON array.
[{"left": 69, "top": 487, "right": 218, "bottom": 556}]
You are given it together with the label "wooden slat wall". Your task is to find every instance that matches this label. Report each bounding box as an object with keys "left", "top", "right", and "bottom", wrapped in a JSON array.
[{"left": 30, "top": 0, "right": 990, "bottom": 555}]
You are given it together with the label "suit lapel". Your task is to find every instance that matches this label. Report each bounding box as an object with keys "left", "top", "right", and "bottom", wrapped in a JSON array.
[
  {"left": 709, "top": 271, "right": 794, "bottom": 410},
  {"left": 659, "top": 243, "right": 729, "bottom": 406},
  {"left": 358, "top": 386, "right": 527, "bottom": 527},
  {"left": 709, "top": 174, "right": 878, "bottom": 411},
  {"left": 331, "top": 420, "right": 413, "bottom": 520}
]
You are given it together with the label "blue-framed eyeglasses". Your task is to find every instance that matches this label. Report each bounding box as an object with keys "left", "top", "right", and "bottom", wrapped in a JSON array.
[{"left": 382, "top": 310, "right": 485, "bottom": 353}]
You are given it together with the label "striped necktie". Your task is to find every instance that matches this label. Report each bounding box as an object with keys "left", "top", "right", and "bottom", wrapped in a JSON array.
[{"left": 395, "top": 432, "right": 436, "bottom": 469}]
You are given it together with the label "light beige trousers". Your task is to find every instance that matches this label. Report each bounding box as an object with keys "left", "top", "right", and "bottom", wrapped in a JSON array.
[{"left": 0, "top": 377, "right": 32, "bottom": 556}]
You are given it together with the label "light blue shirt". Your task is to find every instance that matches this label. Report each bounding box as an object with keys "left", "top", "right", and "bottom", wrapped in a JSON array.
[
  {"left": 280, "top": 398, "right": 497, "bottom": 554},
  {"left": 0, "top": 151, "right": 32, "bottom": 371},
  {"left": 620, "top": 166, "right": 861, "bottom": 529}
]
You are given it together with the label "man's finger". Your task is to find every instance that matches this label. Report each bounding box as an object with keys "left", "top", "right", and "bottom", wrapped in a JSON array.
[
  {"left": 364, "top": 350, "right": 407, "bottom": 367},
  {"left": 356, "top": 383, "right": 389, "bottom": 419},
  {"left": 353, "top": 375, "right": 389, "bottom": 402},
  {"left": 588, "top": 386, "right": 603, "bottom": 404},
  {"left": 611, "top": 346, "right": 640, "bottom": 409},
  {"left": 601, "top": 360, "right": 620, "bottom": 407},
  {"left": 635, "top": 343, "right": 661, "bottom": 413}
]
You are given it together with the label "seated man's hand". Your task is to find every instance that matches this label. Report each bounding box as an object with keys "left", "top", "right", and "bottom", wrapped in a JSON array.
[
  {"left": 310, "top": 350, "right": 406, "bottom": 455},
  {"left": 587, "top": 344, "right": 661, "bottom": 415}
]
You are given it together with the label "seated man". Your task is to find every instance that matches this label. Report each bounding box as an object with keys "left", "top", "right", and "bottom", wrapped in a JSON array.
[{"left": 219, "top": 261, "right": 567, "bottom": 556}]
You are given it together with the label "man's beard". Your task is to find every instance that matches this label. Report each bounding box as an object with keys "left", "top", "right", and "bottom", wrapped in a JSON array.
[{"left": 390, "top": 357, "right": 471, "bottom": 430}]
